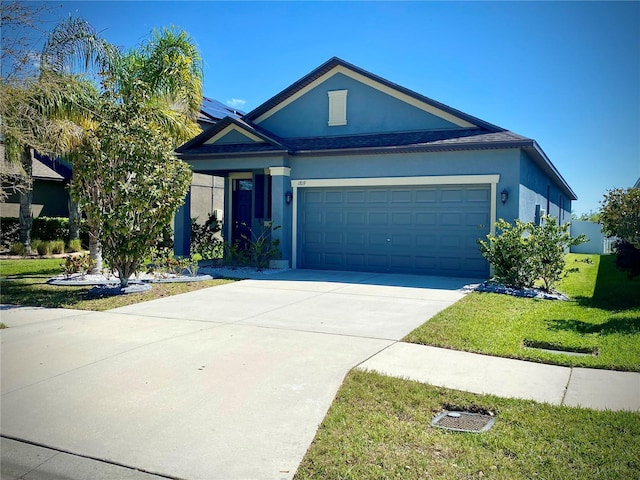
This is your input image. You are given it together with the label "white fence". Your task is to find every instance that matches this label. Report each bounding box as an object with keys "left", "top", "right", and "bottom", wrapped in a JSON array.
[{"left": 570, "top": 221, "right": 615, "bottom": 254}]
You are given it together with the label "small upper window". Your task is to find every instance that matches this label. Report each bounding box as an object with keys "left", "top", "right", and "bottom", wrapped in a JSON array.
[{"left": 328, "top": 90, "right": 347, "bottom": 126}]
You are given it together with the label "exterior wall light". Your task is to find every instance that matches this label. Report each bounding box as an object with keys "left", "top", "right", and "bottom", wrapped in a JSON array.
[
  {"left": 285, "top": 191, "right": 293, "bottom": 204},
  {"left": 500, "top": 189, "right": 509, "bottom": 205}
]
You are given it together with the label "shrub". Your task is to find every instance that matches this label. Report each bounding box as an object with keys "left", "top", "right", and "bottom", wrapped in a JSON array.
[
  {"left": 612, "top": 239, "right": 640, "bottom": 279},
  {"left": 479, "top": 216, "right": 586, "bottom": 292},
  {"left": 31, "top": 217, "right": 68, "bottom": 241},
  {"left": 478, "top": 219, "right": 537, "bottom": 289},
  {"left": 9, "top": 242, "right": 25, "bottom": 255},
  {"left": 191, "top": 214, "right": 223, "bottom": 260},
  {"left": 33, "top": 239, "right": 51, "bottom": 256},
  {"left": 146, "top": 248, "right": 200, "bottom": 278},
  {"left": 2, "top": 216, "right": 90, "bottom": 249},
  {"left": 224, "top": 224, "right": 281, "bottom": 271},
  {"left": 531, "top": 218, "right": 587, "bottom": 291},
  {"left": 1, "top": 218, "right": 20, "bottom": 248},
  {"left": 50, "top": 239, "right": 65, "bottom": 254},
  {"left": 67, "top": 238, "right": 83, "bottom": 252},
  {"left": 599, "top": 187, "right": 640, "bottom": 248},
  {"left": 61, "top": 254, "right": 96, "bottom": 278}
]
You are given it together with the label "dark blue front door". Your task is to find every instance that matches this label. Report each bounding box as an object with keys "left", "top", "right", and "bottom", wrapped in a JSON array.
[{"left": 232, "top": 179, "right": 253, "bottom": 249}]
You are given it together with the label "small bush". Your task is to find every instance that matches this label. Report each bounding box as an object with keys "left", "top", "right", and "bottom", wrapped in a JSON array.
[
  {"left": 146, "top": 248, "right": 200, "bottom": 278},
  {"left": 33, "top": 240, "right": 51, "bottom": 256},
  {"left": 67, "top": 238, "right": 83, "bottom": 252},
  {"left": 613, "top": 239, "right": 640, "bottom": 279},
  {"left": 9, "top": 242, "right": 25, "bottom": 255},
  {"left": 191, "top": 214, "right": 223, "bottom": 260},
  {"left": 31, "top": 217, "right": 68, "bottom": 241},
  {"left": 1, "top": 218, "right": 20, "bottom": 248},
  {"left": 61, "top": 254, "right": 96, "bottom": 278},
  {"left": 478, "top": 219, "right": 537, "bottom": 289},
  {"left": 224, "top": 224, "right": 281, "bottom": 271},
  {"left": 479, "top": 216, "right": 586, "bottom": 292},
  {"left": 50, "top": 239, "right": 65, "bottom": 254}
]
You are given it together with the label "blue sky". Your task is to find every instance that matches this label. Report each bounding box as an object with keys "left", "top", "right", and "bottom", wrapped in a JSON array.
[{"left": 27, "top": 1, "right": 640, "bottom": 215}]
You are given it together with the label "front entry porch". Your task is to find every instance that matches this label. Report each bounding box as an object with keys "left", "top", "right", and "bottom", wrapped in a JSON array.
[{"left": 174, "top": 166, "right": 293, "bottom": 268}]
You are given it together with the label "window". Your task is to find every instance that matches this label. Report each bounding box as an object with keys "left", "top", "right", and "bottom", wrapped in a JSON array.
[{"left": 328, "top": 90, "right": 347, "bottom": 126}]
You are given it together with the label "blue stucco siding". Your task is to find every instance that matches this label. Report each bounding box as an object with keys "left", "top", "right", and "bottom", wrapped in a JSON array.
[
  {"left": 214, "top": 129, "right": 262, "bottom": 145},
  {"left": 256, "top": 73, "right": 461, "bottom": 138},
  {"left": 290, "top": 149, "right": 519, "bottom": 223},
  {"left": 518, "top": 151, "right": 571, "bottom": 224}
]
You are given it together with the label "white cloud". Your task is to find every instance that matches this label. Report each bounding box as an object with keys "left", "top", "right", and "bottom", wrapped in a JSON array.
[{"left": 226, "top": 98, "right": 247, "bottom": 108}]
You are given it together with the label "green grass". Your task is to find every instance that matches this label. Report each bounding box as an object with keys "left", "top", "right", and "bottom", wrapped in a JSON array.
[
  {"left": 404, "top": 254, "right": 640, "bottom": 371},
  {"left": 295, "top": 370, "right": 640, "bottom": 480},
  {"left": 0, "top": 257, "right": 234, "bottom": 311}
]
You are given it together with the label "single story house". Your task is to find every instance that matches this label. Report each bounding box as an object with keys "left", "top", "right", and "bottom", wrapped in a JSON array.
[{"left": 175, "top": 57, "right": 577, "bottom": 278}]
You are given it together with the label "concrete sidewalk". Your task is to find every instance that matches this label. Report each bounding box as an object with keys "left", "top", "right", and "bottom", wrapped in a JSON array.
[{"left": 358, "top": 342, "right": 640, "bottom": 411}]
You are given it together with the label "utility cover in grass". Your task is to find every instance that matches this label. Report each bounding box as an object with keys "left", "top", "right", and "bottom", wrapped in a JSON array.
[{"left": 431, "top": 411, "right": 496, "bottom": 433}]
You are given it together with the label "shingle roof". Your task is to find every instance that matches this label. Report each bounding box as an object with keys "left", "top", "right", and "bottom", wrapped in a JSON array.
[{"left": 284, "top": 129, "right": 530, "bottom": 153}]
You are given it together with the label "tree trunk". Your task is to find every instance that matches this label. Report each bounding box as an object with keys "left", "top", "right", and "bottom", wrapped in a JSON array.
[
  {"left": 88, "top": 232, "right": 102, "bottom": 273},
  {"left": 18, "top": 146, "right": 33, "bottom": 254},
  {"left": 68, "top": 196, "right": 81, "bottom": 241}
]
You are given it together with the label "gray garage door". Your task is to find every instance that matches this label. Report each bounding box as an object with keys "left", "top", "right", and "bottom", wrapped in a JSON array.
[{"left": 299, "top": 184, "right": 491, "bottom": 277}]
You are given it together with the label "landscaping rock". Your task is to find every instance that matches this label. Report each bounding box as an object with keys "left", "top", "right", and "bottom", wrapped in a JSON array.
[
  {"left": 475, "top": 281, "right": 569, "bottom": 301},
  {"left": 88, "top": 283, "right": 152, "bottom": 296}
]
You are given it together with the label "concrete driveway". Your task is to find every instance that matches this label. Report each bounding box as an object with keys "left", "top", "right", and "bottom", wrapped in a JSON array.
[{"left": 0, "top": 270, "right": 473, "bottom": 480}]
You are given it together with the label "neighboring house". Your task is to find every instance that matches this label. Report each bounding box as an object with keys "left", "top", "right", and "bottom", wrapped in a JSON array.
[
  {"left": 0, "top": 98, "right": 237, "bottom": 225},
  {"left": 0, "top": 151, "right": 71, "bottom": 218},
  {"left": 175, "top": 57, "right": 577, "bottom": 278}
]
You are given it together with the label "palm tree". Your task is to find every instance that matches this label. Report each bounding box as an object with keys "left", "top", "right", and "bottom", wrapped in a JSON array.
[
  {"left": 40, "top": 18, "right": 203, "bottom": 279},
  {"left": 39, "top": 18, "right": 202, "bottom": 273},
  {"left": 0, "top": 72, "right": 97, "bottom": 253}
]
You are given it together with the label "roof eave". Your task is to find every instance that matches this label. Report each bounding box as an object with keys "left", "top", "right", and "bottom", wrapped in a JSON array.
[
  {"left": 177, "top": 149, "right": 290, "bottom": 161},
  {"left": 525, "top": 142, "right": 578, "bottom": 200},
  {"left": 293, "top": 140, "right": 531, "bottom": 156}
]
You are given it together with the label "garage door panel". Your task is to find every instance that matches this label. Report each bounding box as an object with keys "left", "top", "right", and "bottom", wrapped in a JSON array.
[
  {"left": 415, "top": 189, "right": 437, "bottom": 202},
  {"left": 392, "top": 212, "right": 412, "bottom": 225},
  {"left": 391, "top": 190, "right": 412, "bottom": 203},
  {"left": 369, "top": 212, "right": 389, "bottom": 225},
  {"left": 346, "top": 190, "right": 366, "bottom": 203},
  {"left": 299, "top": 184, "right": 490, "bottom": 277},
  {"left": 441, "top": 212, "right": 462, "bottom": 226},
  {"left": 416, "top": 213, "right": 437, "bottom": 225},
  {"left": 441, "top": 189, "right": 464, "bottom": 202},
  {"left": 467, "top": 188, "right": 490, "bottom": 202},
  {"left": 467, "top": 212, "right": 490, "bottom": 226},
  {"left": 345, "top": 254, "right": 365, "bottom": 267}
]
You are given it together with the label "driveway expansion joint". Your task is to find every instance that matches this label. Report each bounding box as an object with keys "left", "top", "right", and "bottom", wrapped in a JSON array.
[{"left": 1, "top": 435, "right": 183, "bottom": 480}]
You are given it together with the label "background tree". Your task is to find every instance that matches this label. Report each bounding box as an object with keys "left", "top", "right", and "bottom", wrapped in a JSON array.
[
  {"left": 41, "top": 19, "right": 202, "bottom": 275},
  {"left": 0, "top": 73, "right": 96, "bottom": 252},
  {"left": 599, "top": 188, "right": 640, "bottom": 248},
  {"left": 599, "top": 187, "right": 640, "bottom": 278}
]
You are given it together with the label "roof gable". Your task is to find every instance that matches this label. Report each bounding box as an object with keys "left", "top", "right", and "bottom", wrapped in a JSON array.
[
  {"left": 246, "top": 57, "right": 501, "bottom": 133},
  {"left": 176, "top": 116, "right": 284, "bottom": 154}
]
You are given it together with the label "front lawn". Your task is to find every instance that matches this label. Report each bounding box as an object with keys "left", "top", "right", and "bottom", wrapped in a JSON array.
[
  {"left": 0, "top": 257, "right": 234, "bottom": 311},
  {"left": 404, "top": 254, "right": 640, "bottom": 371},
  {"left": 295, "top": 370, "right": 640, "bottom": 480}
]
